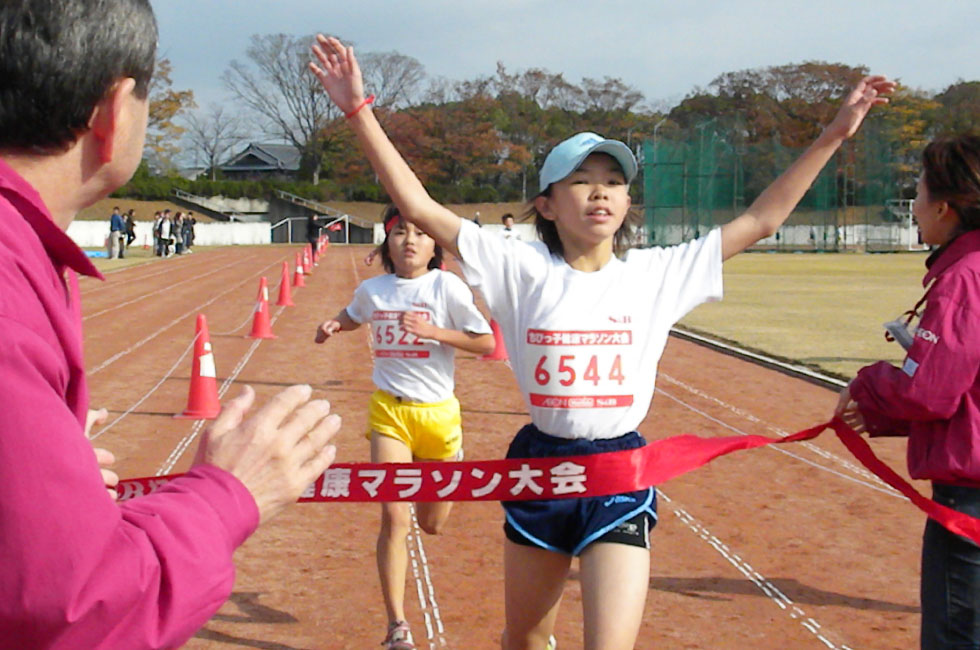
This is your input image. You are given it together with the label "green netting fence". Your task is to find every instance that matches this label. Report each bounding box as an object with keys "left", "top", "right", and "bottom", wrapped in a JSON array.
[{"left": 641, "top": 118, "right": 917, "bottom": 251}]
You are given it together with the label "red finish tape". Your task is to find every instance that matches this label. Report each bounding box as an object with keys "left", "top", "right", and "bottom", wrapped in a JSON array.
[{"left": 114, "top": 419, "right": 980, "bottom": 545}]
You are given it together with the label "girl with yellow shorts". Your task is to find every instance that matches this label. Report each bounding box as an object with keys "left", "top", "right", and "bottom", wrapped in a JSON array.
[{"left": 315, "top": 205, "right": 494, "bottom": 650}]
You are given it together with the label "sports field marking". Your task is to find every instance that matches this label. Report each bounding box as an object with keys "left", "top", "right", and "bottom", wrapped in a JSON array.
[
  {"left": 657, "top": 386, "right": 900, "bottom": 499},
  {"left": 659, "top": 491, "right": 853, "bottom": 650},
  {"left": 156, "top": 306, "right": 285, "bottom": 476},
  {"left": 83, "top": 255, "right": 256, "bottom": 321},
  {"left": 90, "top": 333, "right": 199, "bottom": 442},
  {"left": 91, "top": 278, "right": 268, "bottom": 442},
  {"left": 659, "top": 373, "right": 894, "bottom": 494},
  {"left": 348, "top": 247, "right": 446, "bottom": 648},
  {"left": 88, "top": 256, "right": 286, "bottom": 376},
  {"left": 82, "top": 249, "right": 227, "bottom": 295},
  {"left": 408, "top": 506, "right": 448, "bottom": 648}
]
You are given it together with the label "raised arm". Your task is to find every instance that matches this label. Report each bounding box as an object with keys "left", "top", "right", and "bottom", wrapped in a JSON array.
[
  {"left": 309, "top": 35, "right": 463, "bottom": 257},
  {"left": 720, "top": 75, "right": 895, "bottom": 261}
]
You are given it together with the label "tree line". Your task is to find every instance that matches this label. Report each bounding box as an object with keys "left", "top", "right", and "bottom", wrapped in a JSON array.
[{"left": 133, "top": 34, "right": 980, "bottom": 206}]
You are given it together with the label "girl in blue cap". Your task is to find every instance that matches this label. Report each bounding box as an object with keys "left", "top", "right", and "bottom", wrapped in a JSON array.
[{"left": 311, "top": 33, "right": 892, "bottom": 650}]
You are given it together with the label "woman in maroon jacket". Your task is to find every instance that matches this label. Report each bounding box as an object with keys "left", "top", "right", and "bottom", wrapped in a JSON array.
[{"left": 837, "top": 134, "right": 980, "bottom": 649}]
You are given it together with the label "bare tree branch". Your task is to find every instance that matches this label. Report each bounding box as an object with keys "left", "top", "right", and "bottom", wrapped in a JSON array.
[{"left": 182, "top": 104, "right": 247, "bottom": 181}]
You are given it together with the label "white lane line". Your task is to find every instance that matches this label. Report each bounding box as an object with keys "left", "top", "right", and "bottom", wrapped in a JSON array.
[
  {"left": 83, "top": 255, "right": 255, "bottom": 321},
  {"left": 81, "top": 249, "right": 226, "bottom": 295},
  {"left": 660, "top": 372, "right": 884, "bottom": 486},
  {"left": 658, "top": 375, "right": 899, "bottom": 498},
  {"left": 88, "top": 256, "right": 285, "bottom": 376},
  {"left": 89, "top": 333, "right": 199, "bottom": 442},
  {"left": 348, "top": 249, "right": 446, "bottom": 647},
  {"left": 657, "top": 387, "right": 901, "bottom": 499},
  {"left": 659, "top": 491, "right": 851, "bottom": 649},
  {"left": 156, "top": 307, "right": 284, "bottom": 476}
]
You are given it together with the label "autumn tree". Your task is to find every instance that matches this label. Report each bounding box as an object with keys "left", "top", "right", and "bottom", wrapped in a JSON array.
[
  {"left": 145, "top": 58, "right": 196, "bottom": 173},
  {"left": 933, "top": 81, "right": 980, "bottom": 136}
]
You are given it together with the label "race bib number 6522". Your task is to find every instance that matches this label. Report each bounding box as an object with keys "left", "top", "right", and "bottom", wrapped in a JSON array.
[{"left": 372, "top": 310, "right": 430, "bottom": 359}]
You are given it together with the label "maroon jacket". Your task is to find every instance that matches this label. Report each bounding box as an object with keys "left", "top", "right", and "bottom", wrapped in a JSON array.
[
  {"left": 851, "top": 229, "right": 980, "bottom": 487},
  {"left": 0, "top": 157, "right": 259, "bottom": 649}
]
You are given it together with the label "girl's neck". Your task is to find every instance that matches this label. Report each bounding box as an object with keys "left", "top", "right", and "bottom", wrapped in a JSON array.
[
  {"left": 394, "top": 266, "right": 430, "bottom": 279},
  {"left": 561, "top": 239, "right": 614, "bottom": 272}
]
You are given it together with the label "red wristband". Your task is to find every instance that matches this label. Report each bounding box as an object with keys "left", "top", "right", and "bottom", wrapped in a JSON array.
[{"left": 345, "top": 94, "right": 375, "bottom": 119}]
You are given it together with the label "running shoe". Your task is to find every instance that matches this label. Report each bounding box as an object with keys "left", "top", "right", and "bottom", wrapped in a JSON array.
[
  {"left": 546, "top": 634, "right": 557, "bottom": 650},
  {"left": 382, "top": 620, "right": 415, "bottom": 650}
]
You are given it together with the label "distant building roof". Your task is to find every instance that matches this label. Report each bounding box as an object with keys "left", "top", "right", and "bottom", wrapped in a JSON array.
[
  {"left": 177, "top": 166, "right": 207, "bottom": 180},
  {"left": 221, "top": 143, "right": 301, "bottom": 173}
]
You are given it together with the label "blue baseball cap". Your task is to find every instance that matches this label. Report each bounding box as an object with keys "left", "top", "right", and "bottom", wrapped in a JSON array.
[{"left": 538, "top": 132, "right": 638, "bottom": 193}]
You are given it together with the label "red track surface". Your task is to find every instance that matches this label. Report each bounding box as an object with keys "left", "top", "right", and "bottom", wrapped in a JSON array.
[{"left": 81, "top": 245, "right": 922, "bottom": 649}]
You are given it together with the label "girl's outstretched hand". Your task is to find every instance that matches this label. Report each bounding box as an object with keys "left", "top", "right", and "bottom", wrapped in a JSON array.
[
  {"left": 315, "top": 319, "right": 342, "bottom": 344},
  {"left": 825, "top": 75, "right": 896, "bottom": 141},
  {"left": 309, "top": 34, "right": 365, "bottom": 115}
]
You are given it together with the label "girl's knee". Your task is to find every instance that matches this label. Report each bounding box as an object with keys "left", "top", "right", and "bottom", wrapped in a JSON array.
[
  {"left": 417, "top": 517, "right": 445, "bottom": 535},
  {"left": 380, "top": 505, "right": 412, "bottom": 536},
  {"left": 416, "top": 504, "right": 452, "bottom": 535}
]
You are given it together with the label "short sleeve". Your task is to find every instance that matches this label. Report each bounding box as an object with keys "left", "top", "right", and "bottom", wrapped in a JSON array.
[
  {"left": 455, "top": 218, "right": 550, "bottom": 316},
  {"left": 627, "top": 228, "right": 724, "bottom": 324},
  {"left": 344, "top": 281, "right": 372, "bottom": 324},
  {"left": 441, "top": 273, "right": 492, "bottom": 334}
]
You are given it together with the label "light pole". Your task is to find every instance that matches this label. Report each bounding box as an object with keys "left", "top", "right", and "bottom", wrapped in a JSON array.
[{"left": 652, "top": 117, "right": 667, "bottom": 165}]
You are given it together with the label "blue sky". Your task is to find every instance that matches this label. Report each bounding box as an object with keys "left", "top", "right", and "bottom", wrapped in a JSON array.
[{"left": 152, "top": 0, "right": 980, "bottom": 112}]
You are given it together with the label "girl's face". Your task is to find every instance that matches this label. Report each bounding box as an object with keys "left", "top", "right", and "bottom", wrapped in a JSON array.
[
  {"left": 387, "top": 218, "right": 436, "bottom": 278},
  {"left": 535, "top": 153, "right": 631, "bottom": 258},
  {"left": 913, "top": 173, "right": 957, "bottom": 246}
]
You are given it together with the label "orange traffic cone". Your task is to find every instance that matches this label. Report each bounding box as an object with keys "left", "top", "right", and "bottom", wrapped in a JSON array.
[
  {"left": 481, "top": 319, "right": 508, "bottom": 361},
  {"left": 248, "top": 277, "right": 277, "bottom": 339},
  {"left": 175, "top": 314, "right": 221, "bottom": 419},
  {"left": 276, "top": 261, "right": 294, "bottom": 307},
  {"left": 302, "top": 248, "right": 312, "bottom": 275},
  {"left": 293, "top": 253, "right": 306, "bottom": 288}
]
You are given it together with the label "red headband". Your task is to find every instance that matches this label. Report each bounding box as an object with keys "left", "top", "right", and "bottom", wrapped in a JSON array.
[{"left": 384, "top": 215, "right": 401, "bottom": 235}]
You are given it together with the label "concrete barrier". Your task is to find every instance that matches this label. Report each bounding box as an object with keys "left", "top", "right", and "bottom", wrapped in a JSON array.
[{"left": 66, "top": 221, "right": 273, "bottom": 248}]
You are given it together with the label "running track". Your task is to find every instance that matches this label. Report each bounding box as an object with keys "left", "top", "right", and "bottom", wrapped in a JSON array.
[{"left": 80, "top": 245, "right": 921, "bottom": 649}]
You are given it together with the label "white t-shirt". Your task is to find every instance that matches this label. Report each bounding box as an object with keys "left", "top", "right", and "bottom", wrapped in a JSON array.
[
  {"left": 457, "top": 219, "right": 723, "bottom": 440},
  {"left": 345, "top": 269, "right": 491, "bottom": 403}
]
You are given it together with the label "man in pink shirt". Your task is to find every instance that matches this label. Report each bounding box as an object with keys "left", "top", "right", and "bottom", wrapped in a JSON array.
[{"left": 0, "top": 2, "right": 342, "bottom": 648}]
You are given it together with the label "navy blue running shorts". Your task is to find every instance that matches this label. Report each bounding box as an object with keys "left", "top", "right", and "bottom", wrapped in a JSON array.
[{"left": 502, "top": 423, "right": 657, "bottom": 556}]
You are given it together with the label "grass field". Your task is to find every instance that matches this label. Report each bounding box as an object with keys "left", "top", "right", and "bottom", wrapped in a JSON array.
[{"left": 680, "top": 250, "right": 930, "bottom": 380}]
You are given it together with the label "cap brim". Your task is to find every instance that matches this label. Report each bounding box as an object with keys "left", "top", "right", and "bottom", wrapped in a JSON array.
[{"left": 586, "top": 140, "right": 638, "bottom": 184}]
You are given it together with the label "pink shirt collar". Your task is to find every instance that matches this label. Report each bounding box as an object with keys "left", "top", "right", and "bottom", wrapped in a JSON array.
[
  {"left": 925, "top": 229, "right": 980, "bottom": 287},
  {"left": 0, "top": 156, "right": 103, "bottom": 280}
]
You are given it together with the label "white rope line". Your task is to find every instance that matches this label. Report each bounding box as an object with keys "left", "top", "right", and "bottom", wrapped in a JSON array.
[
  {"left": 210, "top": 272, "right": 292, "bottom": 336},
  {"left": 155, "top": 306, "right": 286, "bottom": 476},
  {"left": 89, "top": 332, "right": 201, "bottom": 442},
  {"left": 210, "top": 308, "right": 260, "bottom": 336},
  {"left": 88, "top": 257, "right": 286, "bottom": 376}
]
